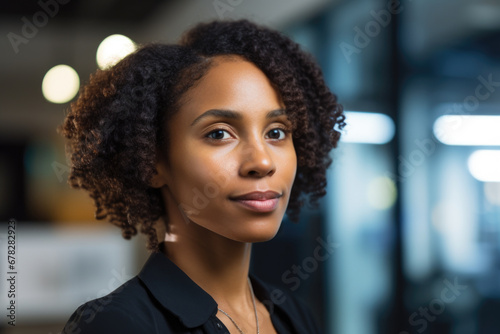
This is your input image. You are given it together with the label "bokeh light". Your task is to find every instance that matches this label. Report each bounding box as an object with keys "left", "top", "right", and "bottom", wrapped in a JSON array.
[
  {"left": 433, "top": 114, "right": 500, "bottom": 146},
  {"left": 340, "top": 111, "right": 395, "bottom": 145},
  {"left": 468, "top": 150, "right": 500, "bottom": 182},
  {"left": 42, "top": 65, "right": 80, "bottom": 104},
  {"left": 96, "top": 34, "right": 136, "bottom": 69},
  {"left": 366, "top": 176, "right": 397, "bottom": 210}
]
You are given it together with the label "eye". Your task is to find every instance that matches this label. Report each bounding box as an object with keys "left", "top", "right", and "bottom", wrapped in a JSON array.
[
  {"left": 206, "top": 129, "right": 231, "bottom": 140},
  {"left": 266, "top": 128, "right": 287, "bottom": 140}
]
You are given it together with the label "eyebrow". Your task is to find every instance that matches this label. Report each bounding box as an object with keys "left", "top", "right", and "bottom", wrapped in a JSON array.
[{"left": 190, "top": 108, "right": 286, "bottom": 126}]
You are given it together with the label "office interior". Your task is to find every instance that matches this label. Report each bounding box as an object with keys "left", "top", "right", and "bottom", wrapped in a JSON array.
[{"left": 1, "top": 0, "right": 500, "bottom": 333}]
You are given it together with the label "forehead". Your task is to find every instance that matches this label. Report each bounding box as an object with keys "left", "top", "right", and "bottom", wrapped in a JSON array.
[{"left": 176, "top": 55, "right": 283, "bottom": 118}]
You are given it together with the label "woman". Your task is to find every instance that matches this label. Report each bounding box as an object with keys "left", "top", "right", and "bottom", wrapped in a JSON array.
[{"left": 61, "top": 19, "right": 344, "bottom": 334}]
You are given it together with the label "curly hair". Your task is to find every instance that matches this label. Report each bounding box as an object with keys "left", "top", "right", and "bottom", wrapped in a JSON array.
[{"left": 59, "top": 19, "right": 344, "bottom": 252}]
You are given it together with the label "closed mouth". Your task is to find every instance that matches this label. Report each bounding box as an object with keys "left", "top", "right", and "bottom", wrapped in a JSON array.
[
  {"left": 229, "top": 191, "right": 282, "bottom": 213},
  {"left": 229, "top": 191, "right": 282, "bottom": 201}
]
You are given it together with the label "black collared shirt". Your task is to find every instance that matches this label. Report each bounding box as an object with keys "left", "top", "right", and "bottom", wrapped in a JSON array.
[{"left": 62, "top": 251, "right": 322, "bottom": 333}]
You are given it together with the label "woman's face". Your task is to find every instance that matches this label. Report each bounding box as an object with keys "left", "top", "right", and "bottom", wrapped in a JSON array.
[{"left": 156, "top": 56, "right": 297, "bottom": 243}]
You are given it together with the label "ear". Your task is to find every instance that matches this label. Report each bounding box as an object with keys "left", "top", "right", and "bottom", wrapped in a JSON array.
[{"left": 150, "top": 156, "right": 170, "bottom": 189}]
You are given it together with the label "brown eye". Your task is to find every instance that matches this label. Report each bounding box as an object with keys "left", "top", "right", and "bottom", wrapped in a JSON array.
[
  {"left": 207, "top": 129, "right": 230, "bottom": 140},
  {"left": 266, "top": 128, "right": 286, "bottom": 140}
]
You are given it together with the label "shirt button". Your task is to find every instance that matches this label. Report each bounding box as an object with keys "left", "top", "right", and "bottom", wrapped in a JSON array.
[{"left": 216, "top": 322, "right": 222, "bottom": 329}]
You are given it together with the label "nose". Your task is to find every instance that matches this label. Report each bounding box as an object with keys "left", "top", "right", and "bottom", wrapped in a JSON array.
[{"left": 239, "top": 140, "right": 276, "bottom": 178}]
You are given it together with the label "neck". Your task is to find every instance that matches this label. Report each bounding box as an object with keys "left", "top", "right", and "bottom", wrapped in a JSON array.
[{"left": 161, "top": 195, "right": 253, "bottom": 308}]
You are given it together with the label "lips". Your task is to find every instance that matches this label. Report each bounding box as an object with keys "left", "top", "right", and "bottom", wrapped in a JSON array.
[
  {"left": 229, "top": 191, "right": 282, "bottom": 213},
  {"left": 230, "top": 191, "right": 282, "bottom": 201}
]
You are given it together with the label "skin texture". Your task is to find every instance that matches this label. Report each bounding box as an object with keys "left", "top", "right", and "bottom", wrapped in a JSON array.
[
  {"left": 151, "top": 56, "right": 297, "bottom": 333},
  {"left": 60, "top": 20, "right": 345, "bottom": 253}
]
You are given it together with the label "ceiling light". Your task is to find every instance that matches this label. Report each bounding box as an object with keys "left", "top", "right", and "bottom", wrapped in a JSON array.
[{"left": 340, "top": 111, "right": 395, "bottom": 145}]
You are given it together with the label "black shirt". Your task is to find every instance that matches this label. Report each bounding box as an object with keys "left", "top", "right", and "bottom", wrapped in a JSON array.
[{"left": 62, "top": 251, "right": 322, "bottom": 334}]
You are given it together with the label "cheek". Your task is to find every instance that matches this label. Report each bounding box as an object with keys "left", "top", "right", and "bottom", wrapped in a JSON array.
[
  {"left": 171, "top": 153, "right": 210, "bottom": 189},
  {"left": 169, "top": 142, "right": 232, "bottom": 205},
  {"left": 280, "top": 144, "right": 298, "bottom": 186}
]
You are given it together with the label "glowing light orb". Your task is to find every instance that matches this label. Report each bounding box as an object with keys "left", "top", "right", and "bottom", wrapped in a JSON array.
[
  {"left": 96, "top": 34, "right": 136, "bottom": 69},
  {"left": 42, "top": 65, "right": 80, "bottom": 104}
]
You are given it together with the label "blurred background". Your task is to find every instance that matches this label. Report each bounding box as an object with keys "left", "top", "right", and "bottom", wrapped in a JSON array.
[{"left": 1, "top": 0, "right": 500, "bottom": 333}]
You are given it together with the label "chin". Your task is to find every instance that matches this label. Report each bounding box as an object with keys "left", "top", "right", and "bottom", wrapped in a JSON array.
[
  {"left": 185, "top": 206, "right": 286, "bottom": 243},
  {"left": 230, "top": 218, "right": 283, "bottom": 243}
]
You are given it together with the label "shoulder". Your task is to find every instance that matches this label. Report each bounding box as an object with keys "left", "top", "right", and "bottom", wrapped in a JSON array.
[{"left": 62, "top": 276, "right": 155, "bottom": 334}]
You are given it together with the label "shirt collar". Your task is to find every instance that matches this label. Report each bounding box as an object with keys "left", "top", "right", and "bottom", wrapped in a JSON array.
[
  {"left": 137, "top": 250, "right": 299, "bottom": 330},
  {"left": 138, "top": 251, "right": 218, "bottom": 328}
]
